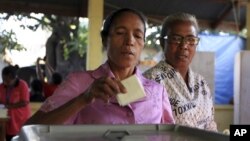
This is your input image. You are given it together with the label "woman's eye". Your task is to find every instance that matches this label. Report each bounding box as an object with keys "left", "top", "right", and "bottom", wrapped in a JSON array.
[
  {"left": 172, "top": 37, "right": 180, "bottom": 41},
  {"left": 187, "top": 38, "right": 195, "bottom": 42},
  {"left": 116, "top": 30, "right": 126, "bottom": 35},
  {"left": 134, "top": 34, "right": 143, "bottom": 39}
]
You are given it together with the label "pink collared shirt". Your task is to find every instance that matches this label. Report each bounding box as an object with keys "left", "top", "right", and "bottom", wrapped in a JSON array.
[{"left": 40, "top": 62, "right": 174, "bottom": 124}]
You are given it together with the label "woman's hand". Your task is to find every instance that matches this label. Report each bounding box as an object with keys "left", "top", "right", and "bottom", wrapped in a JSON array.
[{"left": 83, "top": 77, "right": 127, "bottom": 104}]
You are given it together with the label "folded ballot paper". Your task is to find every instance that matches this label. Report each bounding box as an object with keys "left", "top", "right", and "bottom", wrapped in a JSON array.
[{"left": 116, "top": 75, "right": 146, "bottom": 106}]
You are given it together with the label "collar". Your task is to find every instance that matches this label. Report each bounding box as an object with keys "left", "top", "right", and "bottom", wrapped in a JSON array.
[{"left": 89, "top": 61, "right": 142, "bottom": 80}]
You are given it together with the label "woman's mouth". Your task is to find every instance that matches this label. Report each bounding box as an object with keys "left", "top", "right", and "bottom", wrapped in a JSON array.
[
  {"left": 121, "top": 50, "right": 134, "bottom": 56},
  {"left": 178, "top": 54, "right": 188, "bottom": 59}
]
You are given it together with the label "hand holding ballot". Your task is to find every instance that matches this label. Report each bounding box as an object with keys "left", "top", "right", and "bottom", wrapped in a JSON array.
[
  {"left": 117, "top": 75, "right": 146, "bottom": 106},
  {"left": 83, "top": 76, "right": 127, "bottom": 104},
  {"left": 85, "top": 74, "right": 145, "bottom": 106}
]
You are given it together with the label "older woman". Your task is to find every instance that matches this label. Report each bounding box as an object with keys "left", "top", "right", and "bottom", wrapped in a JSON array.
[
  {"left": 25, "top": 8, "right": 174, "bottom": 125},
  {"left": 144, "top": 12, "right": 217, "bottom": 131}
]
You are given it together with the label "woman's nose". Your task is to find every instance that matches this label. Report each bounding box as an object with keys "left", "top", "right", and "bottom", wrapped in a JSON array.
[
  {"left": 178, "top": 40, "right": 189, "bottom": 49},
  {"left": 125, "top": 33, "right": 135, "bottom": 45}
]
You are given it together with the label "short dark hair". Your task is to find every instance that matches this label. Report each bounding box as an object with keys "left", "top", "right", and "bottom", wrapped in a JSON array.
[
  {"left": 52, "top": 72, "right": 62, "bottom": 85},
  {"left": 101, "top": 8, "right": 147, "bottom": 46},
  {"left": 2, "top": 65, "right": 19, "bottom": 78}
]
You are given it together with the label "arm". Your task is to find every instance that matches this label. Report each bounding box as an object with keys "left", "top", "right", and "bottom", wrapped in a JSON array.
[
  {"left": 45, "top": 60, "right": 55, "bottom": 79},
  {"left": 25, "top": 91, "right": 91, "bottom": 125},
  {"left": 36, "top": 57, "right": 45, "bottom": 82},
  {"left": 25, "top": 75, "right": 127, "bottom": 125},
  {"left": 5, "top": 101, "right": 28, "bottom": 109}
]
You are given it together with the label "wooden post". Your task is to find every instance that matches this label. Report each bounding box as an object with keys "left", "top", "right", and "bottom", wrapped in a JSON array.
[{"left": 86, "top": 0, "right": 104, "bottom": 70}]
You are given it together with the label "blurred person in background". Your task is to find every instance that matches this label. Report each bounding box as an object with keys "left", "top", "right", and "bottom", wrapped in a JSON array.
[
  {"left": 36, "top": 57, "right": 63, "bottom": 99},
  {"left": 0, "top": 65, "right": 31, "bottom": 141},
  {"left": 29, "top": 78, "right": 45, "bottom": 102}
]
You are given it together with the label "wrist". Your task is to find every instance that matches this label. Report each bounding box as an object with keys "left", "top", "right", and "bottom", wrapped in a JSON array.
[{"left": 81, "top": 91, "right": 95, "bottom": 105}]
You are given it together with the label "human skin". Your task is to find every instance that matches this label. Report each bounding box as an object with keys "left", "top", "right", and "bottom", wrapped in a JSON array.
[
  {"left": 164, "top": 21, "right": 197, "bottom": 82},
  {"left": 25, "top": 11, "right": 146, "bottom": 125},
  {"left": 105, "top": 11, "right": 145, "bottom": 80}
]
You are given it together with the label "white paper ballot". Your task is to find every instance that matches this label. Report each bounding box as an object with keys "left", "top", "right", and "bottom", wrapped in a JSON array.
[{"left": 116, "top": 75, "right": 146, "bottom": 106}]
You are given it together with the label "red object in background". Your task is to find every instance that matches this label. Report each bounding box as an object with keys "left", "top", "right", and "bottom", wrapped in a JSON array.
[{"left": 42, "top": 83, "right": 59, "bottom": 99}]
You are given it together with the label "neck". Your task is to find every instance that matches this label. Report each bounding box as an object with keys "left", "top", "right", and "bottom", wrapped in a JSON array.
[{"left": 108, "top": 61, "right": 135, "bottom": 81}]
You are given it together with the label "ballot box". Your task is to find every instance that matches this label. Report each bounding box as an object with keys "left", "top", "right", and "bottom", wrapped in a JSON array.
[{"left": 13, "top": 124, "right": 229, "bottom": 141}]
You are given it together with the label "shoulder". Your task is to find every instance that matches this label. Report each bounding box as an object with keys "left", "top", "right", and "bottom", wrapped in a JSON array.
[
  {"left": 61, "top": 71, "right": 92, "bottom": 87},
  {"left": 66, "top": 64, "right": 106, "bottom": 81},
  {"left": 141, "top": 75, "right": 161, "bottom": 86},
  {"left": 66, "top": 71, "right": 90, "bottom": 79},
  {"left": 140, "top": 74, "right": 165, "bottom": 93},
  {"left": 190, "top": 70, "right": 212, "bottom": 95},
  {"left": 18, "top": 79, "right": 29, "bottom": 87},
  {"left": 191, "top": 71, "right": 210, "bottom": 90},
  {"left": 136, "top": 67, "right": 163, "bottom": 87},
  {"left": 143, "top": 61, "right": 164, "bottom": 79},
  {"left": 192, "top": 71, "right": 208, "bottom": 84}
]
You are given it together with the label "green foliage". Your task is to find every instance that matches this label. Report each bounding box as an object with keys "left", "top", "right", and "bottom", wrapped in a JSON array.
[
  {"left": 1, "top": 12, "right": 163, "bottom": 62},
  {"left": 0, "top": 12, "right": 47, "bottom": 55},
  {"left": 62, "top": 24, "right": 88, "bottom": 60},
  {"left": 0, "top": 13, "right": 88, "bottom": 60},
  {"left": 0, "top": 29, "right": 26, "bottom": 54}
]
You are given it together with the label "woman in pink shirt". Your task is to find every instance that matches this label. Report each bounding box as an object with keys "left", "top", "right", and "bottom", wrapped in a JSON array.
[{"left": 25, "top": 8, "right": 174, "bottom": 125}]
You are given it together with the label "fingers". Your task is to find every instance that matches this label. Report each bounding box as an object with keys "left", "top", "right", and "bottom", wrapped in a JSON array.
[
  {"left": 88, "top": 76, "right": 127, "bottom": 103},
  {"left": 115, "top": 79, "right": 127, "bottom": 93},
  {"left": 106, "top": 78, "right": 121, "bottom": 94},
  {"left": 105, "top": 77, "right": 127, "bottom": 94}
]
